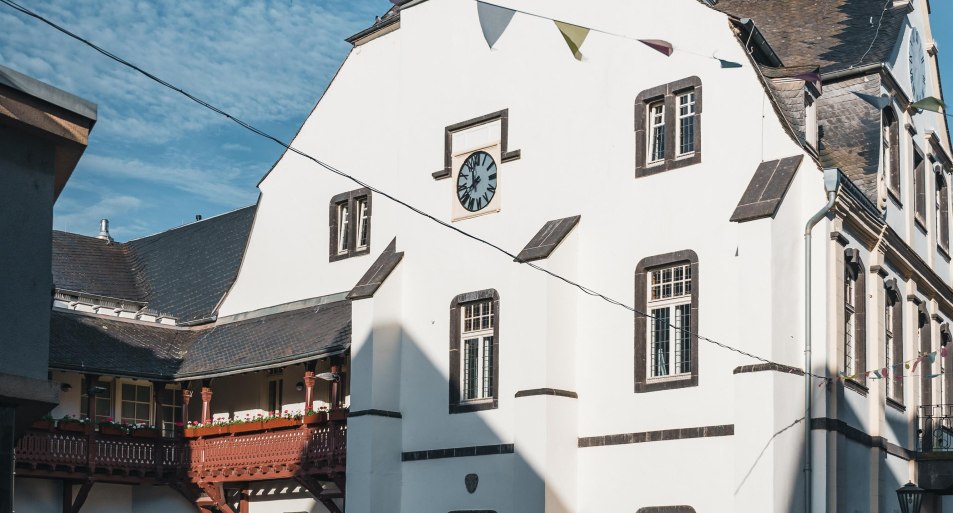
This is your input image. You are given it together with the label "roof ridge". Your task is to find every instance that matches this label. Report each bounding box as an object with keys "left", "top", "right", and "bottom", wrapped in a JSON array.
[{"left": 125, "top": 204, "right": 256, "bottom": 244}]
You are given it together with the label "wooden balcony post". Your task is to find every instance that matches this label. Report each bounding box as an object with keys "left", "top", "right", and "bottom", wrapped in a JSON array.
[
  {"left": 200, "top": 383, "right": 213, "bottom": 424},
  {"left": 83, "top": 374, "right": 100, "bottom": 427},
  {"left": 330, "top": 364, "right": 340, "bottom": 409},
  {"left": 182, "top": 386, "right": 193, "bottom": 425},
  {"left": 304, "top": 371, "right": 316, "bottom": 412}
]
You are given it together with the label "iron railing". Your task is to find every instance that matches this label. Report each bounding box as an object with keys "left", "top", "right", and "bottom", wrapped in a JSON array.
[{"left": 918, "top": 405, "right": 953, "bottom": 452}]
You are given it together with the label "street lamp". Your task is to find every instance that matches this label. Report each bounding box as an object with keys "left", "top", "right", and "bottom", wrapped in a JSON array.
[{"left": 897, "top": 482, "right": 924, "bottom": 513}]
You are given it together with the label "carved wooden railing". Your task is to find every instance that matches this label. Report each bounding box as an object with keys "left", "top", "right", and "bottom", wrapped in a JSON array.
[
  {"left": 189, "top": 421, "right": 346, "bottom": 483},
  {"left": 15, "top": 421, "right": 346, "bottom": 484},
  {"left": 15, "top": 430, "right": 183, "bottom": 477}
]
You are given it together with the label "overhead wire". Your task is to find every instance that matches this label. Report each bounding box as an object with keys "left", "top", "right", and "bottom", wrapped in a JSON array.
[{"left": 1, "top": 0, "right": 836, "bottom": 382}]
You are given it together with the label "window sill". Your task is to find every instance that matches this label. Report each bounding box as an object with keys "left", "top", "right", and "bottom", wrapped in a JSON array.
[
  {"left": 887, "top": 397, "right": 906, "bottom": 413},
  {"left": 888, "top": 187, "right": 902, "bottom": 207},
  {"left": 635, "top": 152, "right": 702, "bottom": 179},
  {"left": 939, "top": 244, "right": 951, "bottom": 262},
  {"left": 449, "top": 399, "right": 498, "bottom": 414},
  {"left": 329, "top": 247, "right": 371, "bottom": 262},
  {"left": 635, "top": 374, "right": 697, "bottom": 393},
  {"left": 843, "top": 378, "right": 868, "bottom": 397},
  {"left": 915, "top": 216, "right": 928, "bottom": 234}
]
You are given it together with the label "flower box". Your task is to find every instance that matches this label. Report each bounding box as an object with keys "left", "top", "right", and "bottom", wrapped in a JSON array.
[
  {"left": 192, "top": 425, "right": 228, "bottom": 438},
  {"left": 31, "top": 419, "right": 53, "bottom": 430},
  {"left": 302, "top": 412, "right": 328, "bottom": 425},
  {"left": 262, "top": 418, "right": 299, "bottom": 430},
  {"left": 228, "top": 421, "right": 263, "bottom": 434},
  {"left": 132, "top": 428, "right": 160, "bottom": 438},
  {"left": 328, "top": 409, "right": 348, "bottom": 421},
  {"left": 57, "top": 422, "right": 86, "bottom": 433},
  {"left": 99, "top": 425, "right": 125, "bottom": 436}
]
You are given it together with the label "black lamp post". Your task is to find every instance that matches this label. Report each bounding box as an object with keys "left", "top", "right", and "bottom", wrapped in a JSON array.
[{"left": 897, "top": 482, "right": 925, "bottom": 513}]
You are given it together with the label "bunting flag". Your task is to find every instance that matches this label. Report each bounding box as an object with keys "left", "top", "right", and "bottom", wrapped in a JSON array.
[
  {"left": 853, "top": 92, "right": 891, "bottom": 110},
  {"left": 928, "top": 373, "right": 944, "bottom": 379},
  {"left": 554, "top": 20, "right": 589, "bottom": 61},
  {"left": 872, "top": 370, "right": 882, "bottom": 379},
  {"left": 911, "top": 96, "right": 946, "bottom": 113},
  {"left": 929, "top": 351, "right": 938, "bottom": 364},
  {"left": 912, "top": 355, "right": 923, "bottom": 373},
  {"left": 718, "top": 59, "right": 743, "bottom": 69},
  {"left": 476, "top": 1, "right": 516, "bottom": 49},
  {"left": 943, "top": 346, "right": 949, "bottom": 359},
  {"left": 639, "top": 39, "right": 674, "bottom": 57},
  {"left": 882, "top": 367, "right": 889, "bottom": 380}
]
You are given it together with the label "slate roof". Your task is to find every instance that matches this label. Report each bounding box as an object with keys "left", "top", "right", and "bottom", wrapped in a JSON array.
[
  {"left": 127, "top": 205, "right": 257, "bottom": 323},
  {"left": 515, "top": 216, "right": 581, "bottom": 263},
  {"left": 52, "top": 232, "right": 141, "bottom": 301},
  {"left": 50, "top": 298, "right": 351, "bottom": 380},
  {"left": 176, "top": 300, "right": 351, "bottom": 379},
  {"left": 50, "top": 310, "right": 195, "bottom": 379},
  {"left": 709, "top": 0, "right": 908, "bottom": 74},
  {"left": 347, "top": 238, "right": 404, "bottom": 300},
  {"left": 52, "top": 205, "right": 256, "bottom": 324}
]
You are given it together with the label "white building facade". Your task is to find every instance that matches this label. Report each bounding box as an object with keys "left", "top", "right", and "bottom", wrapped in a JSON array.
[{"left": 14, "top": 1, "right": 953, "bottom": 512}]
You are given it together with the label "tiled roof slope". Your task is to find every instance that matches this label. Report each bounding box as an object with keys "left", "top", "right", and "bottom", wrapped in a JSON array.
[
  {"left": 175, "top": 300, "right": 351, "bottom": 378},
  {"left": 126, "top": 205, "right": 257, "bottom": 323},
  {"left": 50, "top": 299, "right": 351, "bottom": 380},
  {"left": 50, "top": 310, "right": 195, "bottom": 379},
  {"left": 52, "top": 231, "right": 142, "bottom": 301},
  {"left": 710, "top": 0, "right": 907, "bottom": 74}
]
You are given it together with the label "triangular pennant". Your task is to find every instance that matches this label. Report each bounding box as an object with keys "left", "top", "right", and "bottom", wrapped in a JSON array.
[
  {"left": 872, "top": 370, "right": 882, "bottom": 379},
  {"left": 943, "top": 346, "right": 949, "bottom": 359},
  {"left": 911, "top": 96, "right": 945, "bottom": 113},
  {"left": 476, "top": 1, "right": 516, "bottom": 49},
  {"left": 718, "top": 59, "right": 743, "bottom": 69},
  {"left": 912, "top": 356, "right": 922, "bottom": 373},
  {"left": 882, "top": 367, "right": 889, "bottom": 380},
  {"left": 929, "top": 351, "right": 938, "bottom": 364},
  {"left": 928, "top": 373, "right": 944, "bottom": 379},
  {"left": 639, "top": 39, "right": 674, "bottom": 57},
  {"left": 554, "top": 20, "right": 589, "bottom": 61},
  {"left": 853, "top": 92, "right": 891, "bottom": 110}
]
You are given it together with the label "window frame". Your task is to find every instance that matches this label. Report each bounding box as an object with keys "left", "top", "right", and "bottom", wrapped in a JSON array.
[
  {"left": 159, "top": 384, "right": 183, "bottom": 438},
  {"left": 914, "top": 145, "right": 927, "bottom": 230},
  {"left": 635, "top": 250, "right": 699, "bottom": 393},
  {"left": 118, "top": 380, "right": 153, "bottom": 427},
  {"left": 935, "top": 165, "right": 950, "bottom": 253},
  {"left": 80, "top": 376, "right": 115, "bottom": 423},
  {"left": 449, "top": 289, "right": 500, "bottom": 414},
  {"left": 635, "top": 77, "right": 702, "bottom": 178},
  {"left": 843, "top": 250, "right": 866, "bottom": 387},
  {"left": 329, "top": 188, "right": 372, "bottom": 261},
  {"left": 884, "top": 279, "right": 903, "bottom": 404},
  {"left": 883, "top": 107, "right": 901, "bottom": 202}
]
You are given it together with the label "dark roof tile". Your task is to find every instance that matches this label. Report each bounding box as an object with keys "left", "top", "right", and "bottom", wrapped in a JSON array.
[
  {"left": 52, "top": 232, "right": 142, "bottom": 301},
  {"left": 515, "top": 216, "right": 581, "bottom": 263},
  {"left": 347, "top": 238, "right": 404, "bottom": 300},
  {"left": 731, "top": 155, "right": 804, "bottom": 222}
]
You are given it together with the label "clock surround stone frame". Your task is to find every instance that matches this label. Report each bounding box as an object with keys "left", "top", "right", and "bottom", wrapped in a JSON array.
[{"left": 433, "top": 109, "right": 521, "bottom": 181}]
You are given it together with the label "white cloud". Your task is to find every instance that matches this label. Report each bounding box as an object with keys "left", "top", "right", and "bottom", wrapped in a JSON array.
[
  {"left": 54, "top": 194, "right": 144, "bottom": 236},
  {"left": 81, "top": 153, "right": 259, "bottom": 207}
]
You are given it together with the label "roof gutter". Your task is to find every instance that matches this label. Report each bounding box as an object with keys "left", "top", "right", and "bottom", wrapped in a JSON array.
[
  {"left": 732, "top": 18, "right": 783, "bottom": 67},
  {"left": 172, "top": 346, "right": 349, "bottom": 382}
]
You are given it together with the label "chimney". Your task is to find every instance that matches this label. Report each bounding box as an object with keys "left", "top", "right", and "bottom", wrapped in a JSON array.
[{"left": 96, "top": 219, "right": 113, "bottom": 243}]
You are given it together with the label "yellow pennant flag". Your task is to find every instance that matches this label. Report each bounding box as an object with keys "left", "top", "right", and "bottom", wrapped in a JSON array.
[{"left": 554, "top": 20, "right": 589, "bottom": 61}]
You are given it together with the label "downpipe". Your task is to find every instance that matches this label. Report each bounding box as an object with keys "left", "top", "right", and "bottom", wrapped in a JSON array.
[{"left": 803, "top": 168, "right": 840, "bottom": 513}]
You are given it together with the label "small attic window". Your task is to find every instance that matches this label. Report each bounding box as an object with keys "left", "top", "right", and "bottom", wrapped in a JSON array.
[{"left": 804, "top": 89, "right": 818, "bottom": 148}]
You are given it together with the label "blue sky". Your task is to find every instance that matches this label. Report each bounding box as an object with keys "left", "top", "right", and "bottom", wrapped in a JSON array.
[{"left": 0, "top": 0, "right": 952, "bottom": 240}]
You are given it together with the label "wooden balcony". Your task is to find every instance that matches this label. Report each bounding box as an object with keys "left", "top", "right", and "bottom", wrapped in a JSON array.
[{"left": 15, "top": 420, "right": 346, "bottom": 486}]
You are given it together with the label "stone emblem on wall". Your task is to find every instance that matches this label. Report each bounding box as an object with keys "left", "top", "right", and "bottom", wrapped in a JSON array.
[{"left": 465, "top": 473, "right": 479, "bottom": 494}]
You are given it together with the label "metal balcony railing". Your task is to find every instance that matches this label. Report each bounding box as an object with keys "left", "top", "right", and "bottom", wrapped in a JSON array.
[{"left": 918, "top": 405, "right": 953, "bottom": 453}]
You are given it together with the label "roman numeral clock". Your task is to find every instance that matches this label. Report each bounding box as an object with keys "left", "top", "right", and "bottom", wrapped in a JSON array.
[{"left": 451, "top": 143, "right": 502, "bottom": 221}]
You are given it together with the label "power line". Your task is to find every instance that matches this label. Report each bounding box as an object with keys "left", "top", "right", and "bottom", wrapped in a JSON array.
[{"left": 0, "top": 0, "right": 832, "bottom": 382}]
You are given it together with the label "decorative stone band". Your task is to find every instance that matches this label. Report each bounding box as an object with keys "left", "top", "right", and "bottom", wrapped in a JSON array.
[
  {"left": 732, "top": 363, "right": 804, "bottom": 376},
  {"left": 347, "top": 409, "right": 402, "bottom": 419},
  {"left": 810, "top": 417, "right": 912, "bottom": 460},
  {"left": 514, "top": 388, "right": 578, "bottom": 398},
  {"left": 402, "top": 443, "right": 514, "bottom": 462},
  {"left": 578, "top": 424, "right": 733, "bottom": 448}
]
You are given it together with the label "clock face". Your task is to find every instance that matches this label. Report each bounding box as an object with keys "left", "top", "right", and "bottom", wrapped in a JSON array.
[
  {"left": 909, "top": 28, "right": 926, "bottom": 101},
  {"left": 456, "top": 150, "right": 497, "bottom": 212}
]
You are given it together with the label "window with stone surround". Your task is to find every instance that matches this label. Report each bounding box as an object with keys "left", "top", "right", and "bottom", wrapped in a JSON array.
[
  {"left": 329, "top": 188, "right": 372, "bottom": 261},
  {"left": 936, "top": 165, "right": 949, "bottom": 252},
  {"left": 449, "top": 289, "right": 500, "bottom": 413},
  {"left": 843, "top": 249, "right": 866, "bottom": 386},
  {"left": 635, "top": 77, "right": 702, "bottom": 178},
  {"left": 884, "top": 278, "right": 903, "bottom": 403},
  {"left": 914, "top": 146, "right": 927, "bottom": 229},
  {"left": 883, "top": 108, "right": 900, "bottom": 200},
  {"left": 635, "top": 250, "right": 699, "bottom": 393}
]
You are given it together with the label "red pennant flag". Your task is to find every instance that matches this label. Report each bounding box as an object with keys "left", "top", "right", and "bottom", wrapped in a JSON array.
[{"left": 639, "top": 39, "right": 673, "bottom": 56}]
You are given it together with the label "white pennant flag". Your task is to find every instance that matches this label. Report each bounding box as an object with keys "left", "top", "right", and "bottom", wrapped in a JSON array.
[{"left": 477, "top": 1, "right": 516, "bottom": 49}]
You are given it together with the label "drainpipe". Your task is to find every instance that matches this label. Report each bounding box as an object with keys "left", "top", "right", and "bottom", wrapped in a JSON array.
[{"left": 803, "top": 167, "right": 840, "bottom": 513}]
